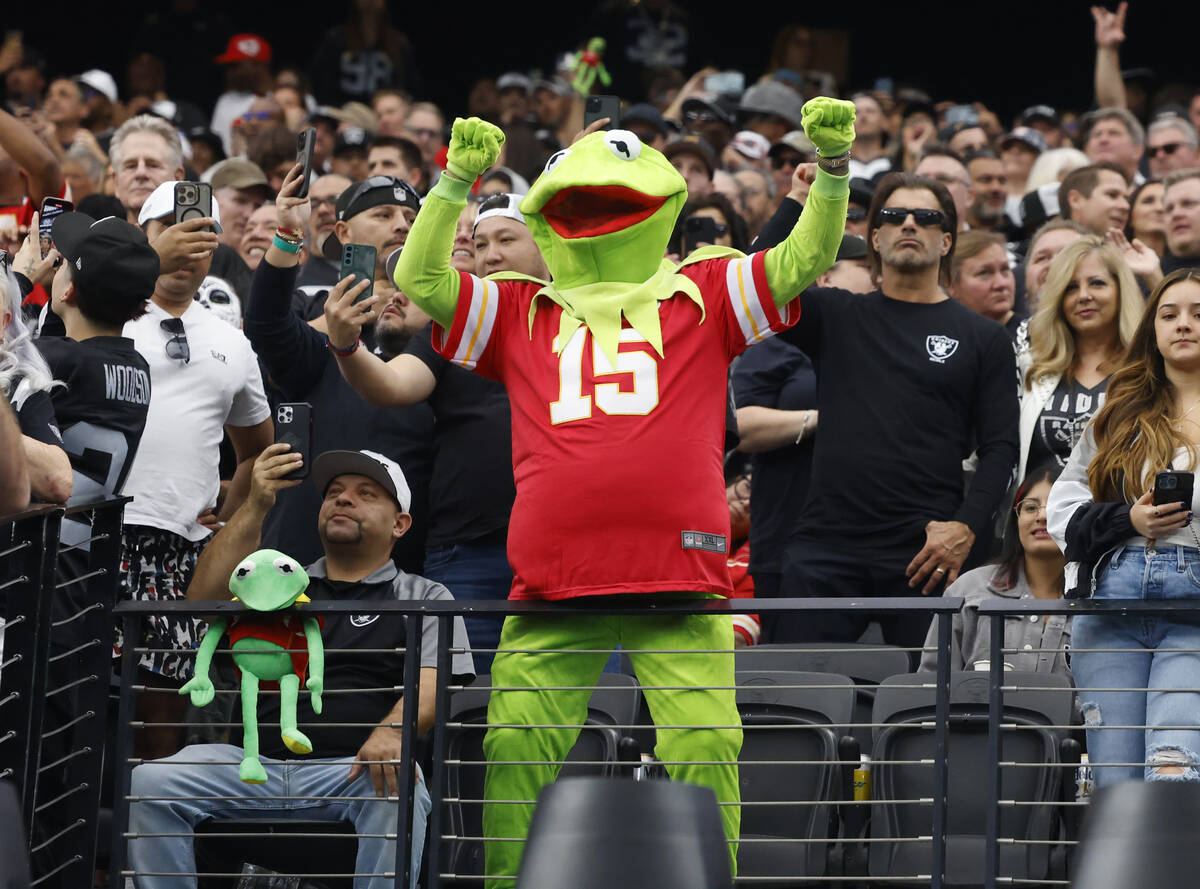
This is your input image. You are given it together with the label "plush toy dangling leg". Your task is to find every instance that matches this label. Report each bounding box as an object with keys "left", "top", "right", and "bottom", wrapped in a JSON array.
[
  {"left": 239, "top": 671, "right": 268, "bottom": 784},
  {"left": 278, "top": 672, "right": 313, "bottom": 754}
]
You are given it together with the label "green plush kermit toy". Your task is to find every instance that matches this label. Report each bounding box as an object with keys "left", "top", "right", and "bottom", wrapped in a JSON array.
[
  {"left": 180, "top": 549, "right": 324, "bottom": 784},
  {"left": 388, "top": 97, "right": 854, "bottom": 886},
  {"left": 569, "top": 37, "right": 611, "bottom": 96}
]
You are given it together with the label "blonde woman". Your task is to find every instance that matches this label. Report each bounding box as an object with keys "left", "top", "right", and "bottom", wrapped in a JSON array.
[
  {"left": 1018, "top": 237, "right": 1142, "bottom": 479},
  {"left": 1048, "top": 269, "right": 1200, "bottom": 785}
]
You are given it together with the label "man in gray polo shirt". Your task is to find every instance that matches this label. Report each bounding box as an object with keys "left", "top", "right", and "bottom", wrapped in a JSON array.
[{"left": 128, "top": 446, "right": 474, "bottom": 889}]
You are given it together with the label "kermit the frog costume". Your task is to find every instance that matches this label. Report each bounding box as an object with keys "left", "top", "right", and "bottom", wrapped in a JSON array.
[{"left": 392, "top": 98, "right": 854, "bottom": 884}]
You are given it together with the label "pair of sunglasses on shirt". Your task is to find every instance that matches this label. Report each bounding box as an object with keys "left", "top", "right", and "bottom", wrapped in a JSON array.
[
  {"left": 161, "top": 317, "right": 189, "bottom": 364},
  {"left": 877, "top": 207, "right": 946, "bottom": 228}
]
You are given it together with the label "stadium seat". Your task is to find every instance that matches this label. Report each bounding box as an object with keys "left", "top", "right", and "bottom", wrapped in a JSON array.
[
  {"left": 867, "top": 671, "right": 1075, "bottom": 887},
  {"left": 735, "top": 669, "right": 857, "bottom": 882},
  {"left": 439, "top": 673, "right": 642, "bottom": 885},
  {"left": 519, "top": 777, "right": 731, "bottom": 889},
  {"left": 736, "top": 641, "right": 913, "bottom": 752}
]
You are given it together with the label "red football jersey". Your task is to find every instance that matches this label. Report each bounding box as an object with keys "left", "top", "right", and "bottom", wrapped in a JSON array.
[{"left": 434, "top": 251, "right": 797, "bottom": 601}]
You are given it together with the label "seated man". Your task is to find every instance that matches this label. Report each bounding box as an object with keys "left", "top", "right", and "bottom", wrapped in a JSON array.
[{"left": 127, "top": 445, "right": 475, "bottom": 889}]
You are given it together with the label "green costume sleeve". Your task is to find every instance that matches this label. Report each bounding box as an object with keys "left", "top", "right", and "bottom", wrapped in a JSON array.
[
  {"left": 762, "top": 168, "right": 850, "bottom": 308},
  {"left": 391, "top": 173, "right": 473, "bottom": 330}
]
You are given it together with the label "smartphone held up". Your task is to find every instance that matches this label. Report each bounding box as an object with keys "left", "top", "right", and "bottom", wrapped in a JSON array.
[
  {"left": 339, "top": 243, "right": 377, "bottom": 304},
  {"left": 39, "top": 197, "right": 72, "bottom": 260}
]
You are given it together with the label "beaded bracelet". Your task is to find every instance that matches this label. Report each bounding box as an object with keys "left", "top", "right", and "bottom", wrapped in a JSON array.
[{"left": 325, "top": 336, "right": 360, "bottom": 356}]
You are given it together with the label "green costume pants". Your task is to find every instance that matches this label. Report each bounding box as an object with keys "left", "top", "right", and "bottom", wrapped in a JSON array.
[{"left": 481, "top": 607, "right": 743, "bottom": 887}]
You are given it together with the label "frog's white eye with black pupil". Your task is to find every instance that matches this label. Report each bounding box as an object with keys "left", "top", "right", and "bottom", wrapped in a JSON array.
[
  {"left": 604, "top": 131, "right": 641, "bottom": 161},
  {"left": 545, "top": 149, "right": 571, "bottom": 174},
  {"left": 235, "top": 560, "right": 256, "bottom": 580},
  {"left": 273, "top": 556, "right": 298, "bottom": 575}
]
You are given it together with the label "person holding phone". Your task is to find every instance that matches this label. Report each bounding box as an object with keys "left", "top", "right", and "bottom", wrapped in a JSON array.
[
  {"left": 1048, "top": 268, "right": 1200, "bottom": 786},
  {"left": 244, "top": 165, "right": 435, "bottom": 575}
]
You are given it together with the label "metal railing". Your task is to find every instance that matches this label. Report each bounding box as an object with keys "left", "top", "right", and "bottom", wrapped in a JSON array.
[
  {"left": 108, "top": 596, "right": 962, "bottom": 889},
  {"left": 1, "top": 496, "right": 128, "bottom": 888},
  {"left": 979, "top": 597, "right": 1200, "bottom": 889}
]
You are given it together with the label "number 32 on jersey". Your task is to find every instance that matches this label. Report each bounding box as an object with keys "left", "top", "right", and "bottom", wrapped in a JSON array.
[{"left": 550, "top": 328, "right": 660, "bottom": 424}]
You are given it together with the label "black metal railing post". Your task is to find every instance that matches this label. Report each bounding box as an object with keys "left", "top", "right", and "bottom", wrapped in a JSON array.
[
  {"left": 931, "top": 610, "right": 952, "bottom": 889},
  {"left": 426, "top": 613, "right": 452, "bottom": 889},
  {"left": 392, "top": 607, "right": 422, "bottom": 888},
  {"left": 107, "top": 613, "right": 140, "bottom": 889},
  {"left": 984, "top": 610, "right": 1005, "bottom": 889}
]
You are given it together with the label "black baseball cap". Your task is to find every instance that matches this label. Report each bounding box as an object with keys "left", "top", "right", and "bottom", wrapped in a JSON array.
[
  {"left": 323, "top": 176, "right": 422, "bottom": 260},
  {"left": 333, "top": 126, "right": 370, "bottom": 157},
  {"left": 623, "top": 103, "right": 669, "bottom": 137},
  {"left": 52, "top": 213, "right": 160, "bottom": 302}
]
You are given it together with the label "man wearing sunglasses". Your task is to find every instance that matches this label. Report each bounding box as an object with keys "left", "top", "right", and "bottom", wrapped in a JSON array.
[
  {"left": 1146, "top": 116, "right": 1200, "bottom": 179},
  {"left": 776, "top": 171, "right": 1019, "bottom": 655},
  {"left": 293, "top": 173, "right": 422, "bottom": 320},
  {"left": 117, "top": 180, "right": 272, "bottom": 755},
  {"left": 244, "top": 167, "right": 434, "bottom": 578},
  {"left": 321, "top": 192, "right": 547, "bottom": 672}
]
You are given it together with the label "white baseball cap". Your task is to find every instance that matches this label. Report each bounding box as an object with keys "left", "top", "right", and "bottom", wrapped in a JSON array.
[
  {"left": 311, "top": 449, "right": 412, "bottom": 513},
  {"left": 473, "top": 192, "right": 526, "bottom": 234},
  {"left": 75, "top": 69, "right": 118, "bottom": 103},
  {"left": 137, "top": 180, "right": 223, "bottom": 233}
]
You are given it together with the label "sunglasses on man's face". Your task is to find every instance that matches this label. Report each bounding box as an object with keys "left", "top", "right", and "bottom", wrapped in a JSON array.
[
  {"left": 847, "top": 207, "right": 867, "bottom": 222},
  {"left": 1148, "top": 142, "right": 1185, "bottom": 158},
  {"left": 160, "top": 317, "right": 189, "bottom": 364},
  {"left": 877, "top": 207, "right": 946, "bottom": 228},
  {"left": 770, "top": 153, "right": 805, "bottom": 170}
]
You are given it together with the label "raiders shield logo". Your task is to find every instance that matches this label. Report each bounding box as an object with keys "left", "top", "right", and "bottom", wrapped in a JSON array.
[{"left": 926, "top": 335, "right": 959, "bottom": 363}]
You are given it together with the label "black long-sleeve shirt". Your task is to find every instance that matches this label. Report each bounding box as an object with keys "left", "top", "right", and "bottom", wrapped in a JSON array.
[
  {"left": 781, "top": 286, "right": 1019, "bottom": 544},
  {"left": 243, "top": 261, "right": 434, "bottom": 572}
]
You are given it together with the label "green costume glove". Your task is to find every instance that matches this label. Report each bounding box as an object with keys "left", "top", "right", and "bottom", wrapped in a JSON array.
[
  {"left": 445, "top": 116, "right": 506, "bottom": 183},
  {"left": 801, "top": 97, "right": 856, "bottom": 158}
]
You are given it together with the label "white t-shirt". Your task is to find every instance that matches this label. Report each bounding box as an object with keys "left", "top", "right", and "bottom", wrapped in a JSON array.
[
  {"left": 211, "top": 91, "right": 257, "bottom": 156},
  {"left": 122, "top": 299, "right": 270, "bottom": 540}
]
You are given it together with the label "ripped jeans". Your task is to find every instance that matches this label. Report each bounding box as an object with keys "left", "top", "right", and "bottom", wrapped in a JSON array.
[{"left": 1072, "top": 545, "right": 1200, "bottom": 787}]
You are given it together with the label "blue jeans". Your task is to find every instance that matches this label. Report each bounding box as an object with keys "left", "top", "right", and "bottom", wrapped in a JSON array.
[
  {"left": 423, "top": 542, "right": 512, "bottom": 675},
  {"left": 128, "top": 744, "right": 431, "bottom": 889},
  {"left": 1072, "top": 545, "right": 1200, "bottom": 787}
]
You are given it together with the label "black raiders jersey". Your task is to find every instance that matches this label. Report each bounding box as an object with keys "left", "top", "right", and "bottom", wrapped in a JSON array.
[{"left": 35, "top": 336, "right": 151, "bottom": 542}]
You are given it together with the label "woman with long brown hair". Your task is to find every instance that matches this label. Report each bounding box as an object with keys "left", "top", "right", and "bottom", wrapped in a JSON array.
[{"left": 1048, "top": 268, "right": 1200, "bottom": 787}]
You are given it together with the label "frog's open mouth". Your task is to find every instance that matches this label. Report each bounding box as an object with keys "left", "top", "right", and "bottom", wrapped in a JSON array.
[{"left": 539, "top": 185, "right": 666, "bottom": 239}]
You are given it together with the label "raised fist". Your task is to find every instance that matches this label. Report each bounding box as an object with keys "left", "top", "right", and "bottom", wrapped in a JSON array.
[
  {"left": 445, "top": 117, "right": 506, "bottom": 183},
  {"left": 801, "top": 97, "right": 857, "bottom": 159}
]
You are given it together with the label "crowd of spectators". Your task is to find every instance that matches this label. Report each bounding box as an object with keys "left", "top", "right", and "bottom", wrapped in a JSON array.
[{"left": 5, "top": 0, "right": 1200, "bottom": 884}]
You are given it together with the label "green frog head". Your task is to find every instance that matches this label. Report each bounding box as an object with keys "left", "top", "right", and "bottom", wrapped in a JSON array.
[
  {"left": 229, "top": 549, "right": 311, "bottom": 611},
  {"left": 519, "top": 130, "right": 687, "bottom": 290}
]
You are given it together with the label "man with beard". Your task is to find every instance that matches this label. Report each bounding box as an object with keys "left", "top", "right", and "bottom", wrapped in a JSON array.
[
  {"left": 293, "top": 174, "right": 421, "bottom": 320},
  {"left": 963, "top": 148, "right": 1009, "bottom": 232},
  {"left": 776, "top": 172, "right": 1019, "bottom": 654},
  {"left": 323, "top": 192, "right": 543, "bottom": 673},
  {"left": 244, "top": 165, "right": 434, "bottom": 571},
  {"left": 129, "top": 445, "right": 475, "bottom": 889}
]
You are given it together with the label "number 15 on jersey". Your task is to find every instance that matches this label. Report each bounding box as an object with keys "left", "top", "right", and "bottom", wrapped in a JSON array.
[{"left": 550, "top": 328, "right": 660, "bottom": 424}]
